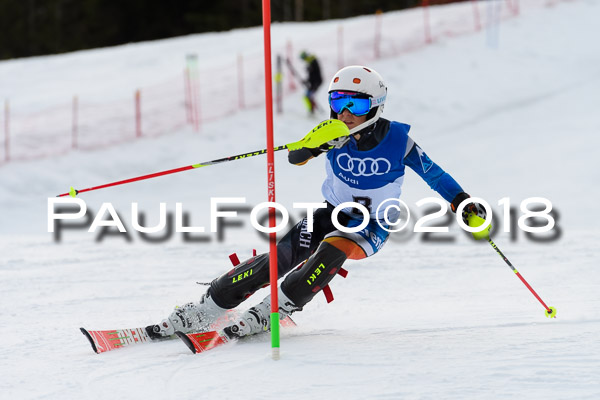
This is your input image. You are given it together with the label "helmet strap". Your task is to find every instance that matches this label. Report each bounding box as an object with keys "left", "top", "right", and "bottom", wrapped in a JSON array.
[{"left": 348, "top": 106, "right": 384, "bottom": 134}]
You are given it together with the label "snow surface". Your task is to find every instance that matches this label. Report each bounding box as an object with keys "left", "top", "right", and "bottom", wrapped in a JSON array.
[{"left": 1, "top": 1, "right": 600, "bottom": 399}]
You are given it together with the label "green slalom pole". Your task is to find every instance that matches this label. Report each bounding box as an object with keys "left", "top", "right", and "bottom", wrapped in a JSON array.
[
  {"left": 466, "top": 211, "right": 557, "bottom": 318},
  {"left": 56, "top": 119, "right": 349, "bottom": 198}
]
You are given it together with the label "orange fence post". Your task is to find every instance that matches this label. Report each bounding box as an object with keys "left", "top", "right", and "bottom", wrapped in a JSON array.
[
  {"left": 135, "top": 89, "right": 142, "bottom": 138},
  {"left": 286, "top": 40, "right": 296, "bottom": 92},
  {"left": 422, "top": 0, "right": 432, "bottom": 44},
  {"left": 238, "top": 53, "right": 246, "bottom": 110},
  {"left": 72, "top": 95, "right": 78, "bottom": 149},
  {"left": 374, "top": 10, "right": 383, "bottom": 59},
  {"left": 472, "top": 0, "right": 482, "bottom": 31},
  {"left": 184, "top": 68, "right": 192, "bottom": 124},
  {"left": 337, "top": 25, "right": 344, "bottom": 69},
  {"left": 4, "top": 99, "right": 9, "bottom": 162}
]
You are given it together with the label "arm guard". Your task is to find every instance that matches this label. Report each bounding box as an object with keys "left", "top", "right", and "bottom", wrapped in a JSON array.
[{"left": 404, "top": 142, "right": 464, "bottom": 203}]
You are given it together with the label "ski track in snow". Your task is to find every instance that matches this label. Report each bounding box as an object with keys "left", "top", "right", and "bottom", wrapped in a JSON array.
[{"left": 1, "top": 1, "right": 600, "bottom": 399}]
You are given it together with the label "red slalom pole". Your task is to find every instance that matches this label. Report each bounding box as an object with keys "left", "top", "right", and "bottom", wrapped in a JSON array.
[{"left": 262, "top": 0, "right": 280, "bottom": 360}]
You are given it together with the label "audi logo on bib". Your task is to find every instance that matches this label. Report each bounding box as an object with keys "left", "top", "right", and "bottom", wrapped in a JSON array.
[{"left": 336, "top": 154, "right": 392, "bottom": 176}]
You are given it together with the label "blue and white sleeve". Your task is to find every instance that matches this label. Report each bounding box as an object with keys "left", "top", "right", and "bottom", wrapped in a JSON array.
[{"left": 403, "top": 137, "right": 464, "bottom": 203}]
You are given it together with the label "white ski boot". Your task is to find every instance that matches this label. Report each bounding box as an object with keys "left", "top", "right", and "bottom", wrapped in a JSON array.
[
  {"left": 147, "top": 292, "right": 227, "bottom": 339},
  {"left": 223, "top": 289, "right": 300, "bottom": 338}
]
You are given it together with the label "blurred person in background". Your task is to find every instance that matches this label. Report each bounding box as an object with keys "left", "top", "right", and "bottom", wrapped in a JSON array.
[{"left": 300, "top": 50, "right": 323, "bottom": 115}]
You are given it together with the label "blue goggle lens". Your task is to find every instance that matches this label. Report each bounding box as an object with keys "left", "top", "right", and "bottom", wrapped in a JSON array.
[{"left": 328, "top": 92, "right": 372, "bottom": 116}]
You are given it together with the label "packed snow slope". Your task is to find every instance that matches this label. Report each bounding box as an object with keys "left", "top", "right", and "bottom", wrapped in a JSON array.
[{"left": 1, "top": 1, "right": 599, "bottom": 399}]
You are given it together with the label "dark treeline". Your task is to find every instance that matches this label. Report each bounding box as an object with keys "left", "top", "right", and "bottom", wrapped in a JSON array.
[{"left": 0, "top": 0, "right": 465, "bottom": 60}]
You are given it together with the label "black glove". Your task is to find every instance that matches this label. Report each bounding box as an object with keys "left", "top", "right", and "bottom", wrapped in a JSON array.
[
  {"left": 327, "top": 136, "right": 350, "bottom": 149},
  {"left": 451, "top": 192, "right": 487, "bottom": 227},
  {"left": 288, "top": 144, "right": 330, "bottom": 165},
  {"left": 308, "top": 143, "right": 331, "bottom": 156}
]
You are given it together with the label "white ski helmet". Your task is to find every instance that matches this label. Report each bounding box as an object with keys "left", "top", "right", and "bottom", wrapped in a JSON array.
[{"left": 328, "top": 65, "right": 387, "bottom": 133}]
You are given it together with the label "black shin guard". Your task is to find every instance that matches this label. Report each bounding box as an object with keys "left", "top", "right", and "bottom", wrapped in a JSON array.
[
  {"left": 209, "top": 253, "right": 270, "bottom": 309},
  {"left": 281, "top": 241, "right": 348, "bottom": 308}
]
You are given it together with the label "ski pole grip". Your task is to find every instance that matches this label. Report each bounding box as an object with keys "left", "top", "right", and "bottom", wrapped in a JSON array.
[
  {"left": 467, "top": 211, "right": 491, "bottom": 240},
  {"left": 287, "top": 119, "right": 349, "bottom": 150}
]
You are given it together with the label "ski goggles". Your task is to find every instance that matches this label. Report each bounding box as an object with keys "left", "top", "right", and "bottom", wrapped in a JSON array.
[{"left": 328, "top": 91, "right": 386, "bottom": 116}]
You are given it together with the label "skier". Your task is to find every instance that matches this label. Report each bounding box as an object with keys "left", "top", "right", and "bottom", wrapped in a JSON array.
[
  {"left": 147, "top": 65, "right": 483, "bottom": 340},
  {"left": 299, "top": 50, "right": 322, "bottom": 115}
]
